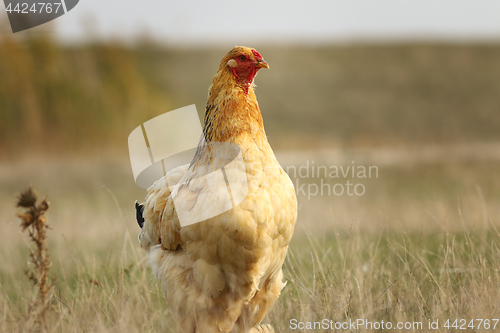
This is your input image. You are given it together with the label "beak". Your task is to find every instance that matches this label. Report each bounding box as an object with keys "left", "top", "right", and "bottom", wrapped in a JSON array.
[{"left": 255, "top": 59, "right": 270, "bottom": 69}]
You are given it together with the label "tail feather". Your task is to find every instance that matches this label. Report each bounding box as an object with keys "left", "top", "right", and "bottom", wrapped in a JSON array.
[{"left": 135, "top": 200, "right": 145, "bottom": 228}]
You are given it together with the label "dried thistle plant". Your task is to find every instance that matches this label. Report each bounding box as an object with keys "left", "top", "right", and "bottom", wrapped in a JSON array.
[{"left": 16, "top": 187, "right": 54, "bottom": 331}]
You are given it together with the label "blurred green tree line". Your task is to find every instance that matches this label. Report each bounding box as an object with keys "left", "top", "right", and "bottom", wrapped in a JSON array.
[
  {"left": 0, "top": 35, "right": 171, "bottom": 156},
  {"left": 1, "top": 35, "right": 500, "bottom": 156}
]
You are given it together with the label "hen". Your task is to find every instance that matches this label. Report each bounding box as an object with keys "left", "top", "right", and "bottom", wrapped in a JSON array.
[{"left": 137, "top": 46, "right": 297, "bottom": 333}]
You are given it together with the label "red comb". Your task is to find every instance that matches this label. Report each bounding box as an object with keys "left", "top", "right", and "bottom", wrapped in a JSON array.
[{"left": 251, "top": 49, "right": 263, "bottom": 59}]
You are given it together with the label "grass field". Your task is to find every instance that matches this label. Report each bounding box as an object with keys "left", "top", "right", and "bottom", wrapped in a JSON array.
[{"left": 1, "top": 147, "right": 500, "bottom": 332}]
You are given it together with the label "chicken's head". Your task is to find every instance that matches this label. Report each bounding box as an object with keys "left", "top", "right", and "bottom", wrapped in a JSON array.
[{"left": 222, "top": 46, "right": 269, "bottom": 88}]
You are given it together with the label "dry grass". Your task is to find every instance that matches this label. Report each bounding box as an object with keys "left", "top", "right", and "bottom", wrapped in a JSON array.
[
  {"left": 16, "top": 187, "right": 54, "bottom": 331},
  {"left": 277, "top": 232, "right": 500, "bottom": 332},
  {"left": 1, "top": 150, "right": 500, "bottom": 332}
]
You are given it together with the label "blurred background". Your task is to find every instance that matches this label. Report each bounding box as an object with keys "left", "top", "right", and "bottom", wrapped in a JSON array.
[
  {"left": 1, "top": 1, "right": 500, "bottom": 330},
  {"left": 1, "top": 0, "right": 500, "bottom": 229},
  {"left": 2, "top": 0, "right": 500, "bottom": 155}
]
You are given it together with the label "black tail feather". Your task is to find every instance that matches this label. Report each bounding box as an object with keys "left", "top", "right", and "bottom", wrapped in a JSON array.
[{"left": 135, "top": 200, "right": 145, "bottom": 228}]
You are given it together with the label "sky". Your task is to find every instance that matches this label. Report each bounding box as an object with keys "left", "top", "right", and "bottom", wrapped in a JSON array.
[{"left": 3, "top": 0, "right": 500, "bottom": 44}]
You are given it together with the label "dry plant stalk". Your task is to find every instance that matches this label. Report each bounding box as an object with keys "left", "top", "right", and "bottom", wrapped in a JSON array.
[{"left": 16, "top": 187, "right": 54, "bottom": 331}]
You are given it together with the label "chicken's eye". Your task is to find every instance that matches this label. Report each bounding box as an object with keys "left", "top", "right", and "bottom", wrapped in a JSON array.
[{"left": 239, "top": 55, "right": 246, "bottom": 61}]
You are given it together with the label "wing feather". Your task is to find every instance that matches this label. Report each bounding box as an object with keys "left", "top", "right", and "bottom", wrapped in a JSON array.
[{"left": 139, "top": 164, "right": 189, "bottom": 251}]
